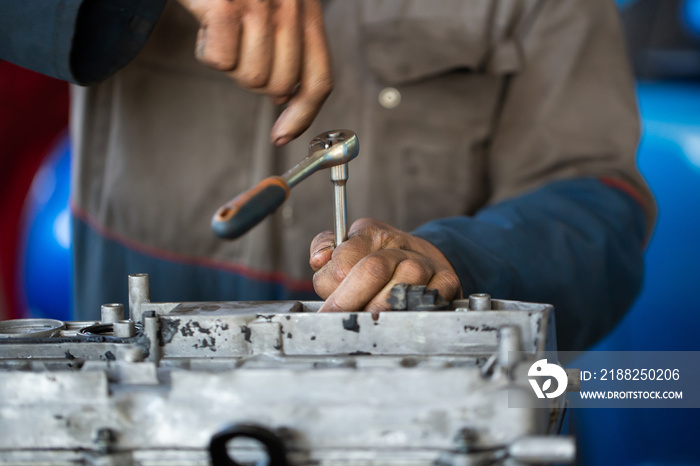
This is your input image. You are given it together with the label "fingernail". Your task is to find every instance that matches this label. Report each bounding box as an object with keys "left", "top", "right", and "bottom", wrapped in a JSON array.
[
  {"left": 274, "top": 136, "right": 291, "bottom": 146},
  {"left": 311, "top": 244, "right": 334, "bottom": 258},
  {"left": 275, "top": 136, "right": 292, "bottom": 146}
]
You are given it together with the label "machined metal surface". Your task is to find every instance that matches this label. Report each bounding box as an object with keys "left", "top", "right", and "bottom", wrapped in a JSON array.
[
  {"left": 0, "top": 274, "right": 572, "bottom": 465},
  {"left": 0, "top": 318, "right": 65, "bottom": 339}
]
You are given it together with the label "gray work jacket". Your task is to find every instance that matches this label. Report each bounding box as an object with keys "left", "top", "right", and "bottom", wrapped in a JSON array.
[
  {"left": 0, "top": 0, "right": 654, "bottom": 334},
  {"left": 68, "top": 0, "right": 653, "bottom": 288}
]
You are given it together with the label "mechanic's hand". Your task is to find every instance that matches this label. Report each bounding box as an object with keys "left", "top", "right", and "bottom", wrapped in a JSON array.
[
  {"left": 310, "top": 218, "right": 462, "bottom": 315},
  {"left": 176, "top": 0, "right": 333, "bottom": 145}
]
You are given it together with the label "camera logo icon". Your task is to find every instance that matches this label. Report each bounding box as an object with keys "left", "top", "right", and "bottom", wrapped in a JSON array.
[{"left": 528, "top": 359, "right": 568, "bottom": 399}]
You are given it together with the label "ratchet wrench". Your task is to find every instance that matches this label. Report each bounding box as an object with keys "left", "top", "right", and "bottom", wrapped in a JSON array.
[{"left": 212, "top": 130, "right": 359, "bottom": 241}]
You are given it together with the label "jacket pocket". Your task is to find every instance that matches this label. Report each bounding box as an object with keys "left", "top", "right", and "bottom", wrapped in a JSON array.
[
  {"left": 360, "top": 0, "right": 523, "bottom": 85},
  {"left": 357, "top": 2, "right": 523, "bottom": 229}
]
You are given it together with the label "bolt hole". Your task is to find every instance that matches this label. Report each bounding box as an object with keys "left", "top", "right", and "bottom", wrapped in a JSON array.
[
  {"left": 400, "top": 357, "right": 419, "bottom": 368},
  {"left": 226, "top": 437, "right": 270, "bottom": 466}
]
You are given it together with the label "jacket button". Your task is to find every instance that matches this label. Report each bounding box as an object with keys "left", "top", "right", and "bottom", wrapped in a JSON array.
[
  {"left": 378, "top": 87, "right": 401, "bottom": 109},
  {"left": 282, "top": 204, "right": 294, "bottom": 226}
]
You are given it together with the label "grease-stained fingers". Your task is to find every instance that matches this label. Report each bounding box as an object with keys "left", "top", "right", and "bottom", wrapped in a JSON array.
[
  {"left": 363, "top": 256, "right": 436, "bottom": 314},
  {"left": 312, "top": 230, "right": 376, "bottom": 298},
  {"left": 426, "top": 270, "right": 462, "bottom": 301},
  {"left": 318, "top": 249, "right": 407, "bottom": 313},
  {"left": 266, "top": 0, "right": 303, "bottom": 97},
  {"left": 310, "top": 230, "right": 335, "bottom": 272},
  {"left": 229, "top": 0, "right": 274, "bottom": 89},
  {"left": 196, "top": 2, "right": 241, "bottom": 70},
  {"left": 271, "top": 0, "right": 332, "bottom": 144}
]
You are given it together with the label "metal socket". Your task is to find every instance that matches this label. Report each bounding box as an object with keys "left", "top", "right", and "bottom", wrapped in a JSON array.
[
  {"left": 468, "top": 293, "right": 492, "bottom": 310},
  {"left": 497, "top": 325, "right": 523, "bottom": 370},
  {"left": 113, "top": 320, "right": 136, "bottom": 338},
  {"left": 128, "top": 273, "right": 151, "bottom": 322},
  {"left": 100, "top": 303, "right": 124, "bottom": 323}
]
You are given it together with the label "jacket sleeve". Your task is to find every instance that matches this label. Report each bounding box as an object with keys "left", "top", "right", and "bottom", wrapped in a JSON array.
[
  {"left": 412, "top": 178, "right": 647, "bottom": 351},
  {"left": 407, "top": 0, "right": 655, "bottom": 351},
  {"left": 486, "top": 0, "right": 656, "bottom": 229},
  {"left": 0, "top": 0, "right": 167, "bottom": 85}
]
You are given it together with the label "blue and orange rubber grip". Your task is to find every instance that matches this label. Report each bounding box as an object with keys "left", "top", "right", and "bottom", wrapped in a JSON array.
[{"left": 211, "top": 176, "right": 290, "bottom": 239}]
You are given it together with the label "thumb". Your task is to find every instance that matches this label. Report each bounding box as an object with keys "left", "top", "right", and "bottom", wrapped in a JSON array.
[{"left": 309, "top": 230, "right": 334, "bottom": 272}]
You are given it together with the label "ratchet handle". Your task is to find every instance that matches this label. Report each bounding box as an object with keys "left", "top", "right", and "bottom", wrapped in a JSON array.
[{"left": 212, "top": 176, "right": 290, "bottom": 239}]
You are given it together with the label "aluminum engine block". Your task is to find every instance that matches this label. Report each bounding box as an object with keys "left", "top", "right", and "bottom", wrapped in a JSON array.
[{"left": 0, "top": 274, "right": 575, "bottom": 465}]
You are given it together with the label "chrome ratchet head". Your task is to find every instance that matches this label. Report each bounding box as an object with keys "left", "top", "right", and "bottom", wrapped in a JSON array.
[
  {"left": 309, "top": 130, "right": 359, "bottom": 163},
  {"left": 211, "top": 129, "right": 360, "bottom": 240},
  {"left": 283, "top": 129, "right": 359, "bottom": 188}
]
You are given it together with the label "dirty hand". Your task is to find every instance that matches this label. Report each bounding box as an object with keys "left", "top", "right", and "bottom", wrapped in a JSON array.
[
  {"left": 310, "top": 218, "right": 462, "bottom": 315},
  {"left": 176, "top": 0, "right": 333, "bottom": 145}
]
